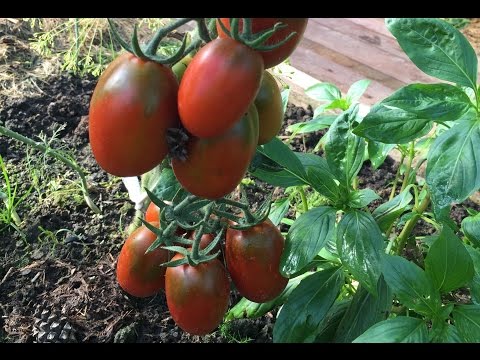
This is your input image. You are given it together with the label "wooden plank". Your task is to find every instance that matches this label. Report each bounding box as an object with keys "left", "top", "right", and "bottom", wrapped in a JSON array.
[
  {"left": 289, "top": 38, "right": 399, "bottom": 105},
  {"left": 302, "top": 19, "right": 438, "bottom": 85},
  {"left": 346, "top": 18, "right": 393, "bottom": 38},
  {"left": 311, "top": 18, "right": 407, "bottom": 59}
]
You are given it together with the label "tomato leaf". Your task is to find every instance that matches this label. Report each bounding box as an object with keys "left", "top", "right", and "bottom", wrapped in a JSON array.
[
  {"left": 382, "top": 255, "right": 442, "bottom": 317},
  {"left": 462, "top": 213, "right": 480, "bottom": 248},
  {"left": 325, "top": 106, "right": 366, "bottom": 188},
  {"left": 225, "top": 272, "right": 310, "bottom": 321},
  {"left": 372, "top": 187, "right": 414, "bottom": 232},
  {"left": 386, "top": 18, "right": 477, "bottom": 90},
  {"left": 305, "top": 82, "right": 342, "bottom": 102},
  {"left": 347, "top": 188, "right": 381, "bottom": 209},
  {"left": 281, "top": 88, "right": 290, "bottom": 115},
  {"left": 150, "top": 167, "right": 181, "bottom": 201},
  {"left": 426, "top": 119, "right": 480, "bottom": 212},
  {"left": 334, "top": 276, "right": 392, "bottom": 343},
  {"left": 424, "top": 226, "right": 474, "bottom": 293},
  {"left": 367, "top": 141, "right": 395, "bottom": 170},
  {"left": 353, "top": 316, "right": 428, "bottom": 343},
  {"left": 431, "top": 324, "right": 463, "bottom": 343},
  {"left": 337, "top": 210, "right": 384, "bottom": 295},
  {"left": 452, "top": 305, "right": 480, "bottom": 342},
  {"left": 268, "top": 198, "right": 290, "bottom": 227},
  {"left": 346, "top": 79, "right": 371, "bottom": 106},
  {"left": 273, "top": 267, "right": 344, "bottom": 343},
  {"left": 280, "top": 206, "right": 336, "bottom": 277}
]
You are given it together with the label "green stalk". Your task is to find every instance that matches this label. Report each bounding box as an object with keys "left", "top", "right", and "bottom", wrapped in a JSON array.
[
  {"left": 400, "top": 142, "right": 415, "bottom": 192},
  {"left": 395, "top": 192, "right": 431, "bottom": 254},
  {"left": 0, "top": 125, "right": 101, "bottom": 214},
  {"left": 389, "top": 151, "right": 405, "bottom": 201},
  {"left": 298, "top": 186, "right": 309, "bottom": 213}
]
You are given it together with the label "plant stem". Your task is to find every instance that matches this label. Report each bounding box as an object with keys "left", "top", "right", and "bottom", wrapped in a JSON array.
[
  {"left": 191, "top": 203, "right": 213, "bottom": 261},
  {"left": 400, "top": 142, "right": 415, "bottom": 192},
  {"left": 298, "top": 186, "right": 309, "bottom": 213},
  {"left": 195, "top": 18, "right": 211, "bottom": 43},
  {"left": 389, "top": 151, "right": 405, "bottom": 201},
  {"left": 395, "top": 192, "right": 431, "bottom": 254},
  {"left": 0, "top": 125, "right": 101, "bottom": 214},
  {"left": 145, "top": 18, "right": 193, "bottom": 55}
]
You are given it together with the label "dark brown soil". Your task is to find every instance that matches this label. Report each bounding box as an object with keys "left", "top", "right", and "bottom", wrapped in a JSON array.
[{"left": 2, "top": 19, "right": 480, "bottom": 343}]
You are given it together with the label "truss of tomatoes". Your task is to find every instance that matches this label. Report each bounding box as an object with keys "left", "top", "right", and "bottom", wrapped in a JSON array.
[
  {"left": 116, "top": 202, "right": 288, "bottom": 336},
  {"left": 89, "top": 18, "right": 308, "bottom": 336},
  {"left": 89, "top": 18, "right": 307, "bottom": 200}
]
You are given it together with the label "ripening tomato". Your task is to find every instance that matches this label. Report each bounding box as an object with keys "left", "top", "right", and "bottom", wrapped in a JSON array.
[
  {"left": 89, "top": 52, "right": 179, "bottom": 177},
  {"left": 172, "top": 104, "right": 259, "bottom": 200},
  {"left": 145, "top": 202, "right": 190, "bottom": 237},
  {"left": 178, "top": 37, "right": 264, "bottom": 138},
  {"left": 217, "top": 18, "right": 308, "bottom": 69},
  {"left": 254, "top": 71, "right": 284, "bottom": 145},
  {"left": 116, "top": 222, "right": 169, "bottom": 298},
  {"left": 165, "top": 253, "right": 230, "bottom": 335},
  {"left": 226, "top": 219, "right": 288, "bottom": 303}
]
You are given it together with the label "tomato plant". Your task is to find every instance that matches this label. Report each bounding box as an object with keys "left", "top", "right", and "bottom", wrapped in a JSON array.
[
  {"left": 89, "top": 52, "right": 179, "bottom": 177},
  {"left": 116, "top": 222, "right": 169, "bottom": 298},
  {"left": 217, "top": 18, "right": 308, "bottom": 68},
  {"left": 178, "top": 37, "right": 264, "bottom": 139},
  {"left": 226, "top": 219, "right": 288, "bottom": 303},
  {"left": 254, "top": 71, "right": 284, "bottom": 145},
  {"left": 171, "top": 104, "right": 259, "bottom": 200},
  {"left": 165, "top": 253, "right": 230, "bottom": 335}
]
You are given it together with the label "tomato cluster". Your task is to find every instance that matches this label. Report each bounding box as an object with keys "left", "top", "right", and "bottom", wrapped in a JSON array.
[
  {"left": 92, "top": 18, "right": 307, "bottom": 337},
  {"left": 116, "top": 202, "right": 288, "bottom": 336},
  {"left": 88, "top": 18, "right": 306, "bottom": 200}
]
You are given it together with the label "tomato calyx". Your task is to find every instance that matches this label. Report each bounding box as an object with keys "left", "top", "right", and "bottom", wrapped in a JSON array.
[
  {"left": 107, "top": 18, "right": 217, "bottom": 66},
  {"left": 216, "top": 18, "right": 298, "bottom": 52},
  {"left": 141, "top": 186, "right": 272, "bottom": 268},
  {"left": 166, "top": 127, "right": 189, "bottom": 162}
]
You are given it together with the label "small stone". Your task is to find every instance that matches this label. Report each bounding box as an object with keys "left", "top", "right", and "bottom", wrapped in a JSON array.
[
  {"left": 46, "top": 332, "right": 57, "bottom": 342},
  {"left": 30, "top": 249, "right": 44, "bottom": 260},
  {"left": 20, "top": 268, "right": 31, "bottom": 276},
  {"left": 114, "top": 323, "right": 137, "bottom": 343}
]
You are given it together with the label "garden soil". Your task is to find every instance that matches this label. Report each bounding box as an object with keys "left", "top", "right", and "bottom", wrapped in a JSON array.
[{"left": 1, "top": 18, "right": 480, "bottom": 343}]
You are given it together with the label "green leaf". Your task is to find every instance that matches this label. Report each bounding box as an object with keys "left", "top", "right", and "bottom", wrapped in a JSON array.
[
  {"left": 372, "top": 187, "right": 414, "bottom": 232},
  {"left": 225, "top": 272, "right": 310, "bottom": 320},
  {"left": 426, "top": 119, "right": 480, "bottom": 211},
  {"left": 268, "top": 198, "right": 290, "bottom": 227},
  {"left": 325, "top": 108, "right": 366, "bottom": 188},
  {"left": 377, "top": 84, "right": 473, "bottom": 122},
  {"left": 382, "top": 255, "right": 442, "bottom": 317},
  {"left": 259, "top": 137, "right": 307, "bottom": 179},
  {"left": 462, "top": 213, "right": 480, "bottom": 248},
  {"left": 287, "top": 115, "right": 336, "bottom": 134},
  {"left": 430, "top": 320, "right": 462, "bottom": 343},
  {"left": 386, "top": 18, "right": 478, "bottom": 89},
  {"left": 425, "top": 226, "right": 474, "bottom": 293},
  {"left": 346, "top": 79, "right": 371, "bottom": 106},
  {"left": 353, "top": 317, "right": 428, "bottom": 343},
  {"left": 453, "top": 305, "right": 480, "bottom": 342},
  {"left": 280, "top": 206, "right": 336, "bottom": 277},
  {"left": 150, "top": 168, "right": 181, "bottom": 201},
  {"left": 281, "top": 88, "right": 290, "bottom": 115},
  {"left": 334, "top": 277, "right": 392, "bottom": 343},
  {"left": 465, "top": 244, "right": 480, "bottom": 305},
  {"left": 314, "top": 300, "right": 351, "bottom": 343},
  {"left": 305, "top": 167, "right": 340, "bottom": 203},
  {"left": 354, "top": 104, "right": 433, "bottom": 144},
  {"left": 347, "top": 188, "right": 381, "bottom": 209},
  {"left": 305, "top": 82, "right": 342, "bottom": 102},
  {"left": 273, "top": 267, "right": 344, "bottom": 342},
  {"left": 325, "top": 98, "right": 349, "bottom": 111},
  {"left": 368, "top": 141, "right": 395, "bottom": 170},
  {"left": 337, "top": 210, "right": 384, "bottom": 295}
]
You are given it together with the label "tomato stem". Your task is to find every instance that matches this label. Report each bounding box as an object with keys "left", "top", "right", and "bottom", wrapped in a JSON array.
[
  {"left": 144, "top": 18, "right": 193, "bottom": 56},
  {"left": 190, "top": 203, "right": 214, "bottom": 262},
  {"left": 195, "top": 18, "right": 211, "bottom": 43},
  {"left": 400, "top": 141, "right": 415, "bottom": 192}
]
